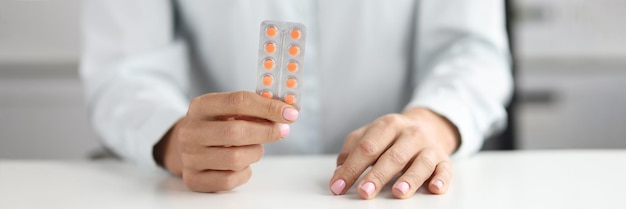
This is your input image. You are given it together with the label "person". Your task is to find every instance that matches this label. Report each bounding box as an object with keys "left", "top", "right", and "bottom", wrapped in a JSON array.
[{"left": 80, "top": 0, "right": 512, "bottom": 200}]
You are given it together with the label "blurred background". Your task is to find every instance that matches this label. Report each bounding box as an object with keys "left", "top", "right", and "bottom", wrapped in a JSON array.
[{"left": 1, "top": 0, "right": 625, "bottom": 159}]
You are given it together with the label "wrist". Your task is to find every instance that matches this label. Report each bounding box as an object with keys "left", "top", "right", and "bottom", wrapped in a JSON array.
[{"left": 402, "top": 107, "right": 460, "bottom": 154}]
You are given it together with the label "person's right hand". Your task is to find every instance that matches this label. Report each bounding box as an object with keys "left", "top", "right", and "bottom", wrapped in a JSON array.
[{"left": 153, "top": 91, "right": 299, "bottom": 192}]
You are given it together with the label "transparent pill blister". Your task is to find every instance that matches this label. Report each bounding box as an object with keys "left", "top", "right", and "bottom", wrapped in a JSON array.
[{"left": 255, "top": 20, "right": 306, "bottom": 109}]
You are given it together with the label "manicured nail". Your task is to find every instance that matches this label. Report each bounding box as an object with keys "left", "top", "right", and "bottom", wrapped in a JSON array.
[
  {"left": 433, "top": 180, "right": 444, "bottom": 190},
  {"left": 360, "top": 182, "right": 376, "bottom": 197},
  {"left": 279, "top": 123, "right": 290, "bottom": 138},
  {"left": 330, "top": 179, "right": 346, "bottom": 195},
  {"left": 394, "top": 181, "right": 410, "bottom": 195},
  {"left": 282, "top": 108, "right": 299, "bottom": 121}
]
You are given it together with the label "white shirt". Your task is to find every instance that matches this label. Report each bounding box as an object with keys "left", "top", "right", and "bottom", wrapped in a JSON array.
[{"left": 80, "top": 0, "right": 512, "bottom": 169}]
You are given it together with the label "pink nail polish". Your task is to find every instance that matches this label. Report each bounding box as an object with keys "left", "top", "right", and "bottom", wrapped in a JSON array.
[
  {"left": 360, "top": 182, "right": 376, "bottom": 197},
  {"left": 394, "top": 181, "right": 410, "bottom": 195},
  {"left": 279, "top": 123, "right": 290, "bottom": 138},
  {"left": 282, "top": 108, "right": 299, "bottom": 121},
  {"left": 433, "top": 180, "right": 444, "bottom": 190},
  {"left": 330, "top": 179, "right": 346, "bottom": 195}
]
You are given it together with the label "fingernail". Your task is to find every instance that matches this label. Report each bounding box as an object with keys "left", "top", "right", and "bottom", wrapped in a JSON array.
[
  {"left": 394, "top": 181, "right": 410, "bottom": 195},
  {"left": 334, "top": 165, "right": 342, "bottom": 172},
  {"left": 330, "top": 179, "right": 346, "bottom": 195},
  {"left": 279, "top": 123, "right": 290, "bottom": 138},
  {"left": 282, "top": 108, "right": 299, "bottom": 121},
  {"left": 433, "top": 180, "right": 444, "bottom": 190},
  {"left": 360, "top": 182, "right": 376, "bottom": 197}
]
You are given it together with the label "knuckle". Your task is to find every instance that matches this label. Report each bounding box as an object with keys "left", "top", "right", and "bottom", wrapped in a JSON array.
[
  {"left": 216, "top": 174, "right": 239, "bottom": 191},
  {"left": 437, "top": 161, "right": 453, "bottom": 179},
  {"left": 266, "top": 124, "right": 279, "bottom": 141},
  {"left": 219, "top": 169, "right": 251, "bottom": 191},
  {"left": 251, "top": 144, "right": 265, "bottom": 163},
  {"left": 358, "top": 140, "right": 379, "bottom": 157},
  {"left": 225, "top": 150, "right": 245, "bottom": 169},
  {"left": 182, "top": 170, "right": 245, "bottom": 193},
  {"left": 417, "top": 150, "right": 439, "bottom": 170},
  {"left": 188, "top": 158, "right": 204, "bottom": 171},
  {"left": 227, "top": 91, "right": 250, "bottom": 111},
  {"left": 404, "top": 125, "right": 428, "bottom": 144},
  {"left": 367, "top": 169, "right": 387, "bottom": 185},
  {"left": 401, "top": 171, "right": 423, "bottom": 183},
  {"left": 264, "top": 100, "right": 281, "bottom": 118},
  {"left": 437, "top": 169, "right": 452, "bottom": 181},
  {"left": 177, "top": 129, "right": 190, "bottom": 146},
  {"left": 387, "top": 149, "right": 410, "bottom": 165},
  {"left": 188, "top": 97, "right": 202, "bottom": 114},
  {"left": 346, "top": 130, "right": 361, "bottom": 141},
  {"left": 182, "top": 173, "right": 203, "bottom": 192},
  {"left": 379, "top": 114, "right": 403, "bottom": 126},
  {"left": 177, "top": 127, "right": 195, "bottom": 150},
  {"left": 178, "top": 142, "right": 195, "bottom": 156},
  {"left": 406, "top": 125, "right": 424, "bottom": 136},
  {"left": 179, "top": 152, "right": 202, "bottom": 171},
  {"left": 253, "top": 145, "right": 265, "bottom": 162},
  {"left": 221, "top": 122, "right": 244, "bottom": 142},
  {"left": 186, "top": 160, "right": 206, "bottom": 172},
  {"left": 341, "top": 165, "right": 361, "bottom": 180}
]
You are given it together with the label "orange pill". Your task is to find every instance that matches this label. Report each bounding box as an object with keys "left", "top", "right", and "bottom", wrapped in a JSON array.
[
  {"left": 288, "top": 45, "right": 300, "bottom": 56},
  {"left": 263, "top": 58, "right": 274, "bottom": 70},
  {"left": 265, "top": 42, "right": 276, "bottom": 54},
  {"left": 260, "top": 90, "right": 273, "bottom": 99},
  {"left": 287, "top": 61, "right": 298, "bottom": 72},
  {"left": 286, "top": 78, "right": 297, "bottom": 89},
  {"left": 290, "top": 29, "right": 301, "bottom": 40},
  {"left": 283, "top": 94, "right": 296, "bottom": 105},
  {"left": 266, "top": 25, "right": 277, "bottom": 38},
  {"left": 262, "top": 74, "right": 273, "bottom": 86}
]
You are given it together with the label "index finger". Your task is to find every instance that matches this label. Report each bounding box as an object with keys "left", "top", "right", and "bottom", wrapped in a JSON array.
[
  {"left": 188, "top": 91, "right": 299, "bottom": 123},
  {"left": 329, "top": 120, "right": 399, "bottom": 195}
]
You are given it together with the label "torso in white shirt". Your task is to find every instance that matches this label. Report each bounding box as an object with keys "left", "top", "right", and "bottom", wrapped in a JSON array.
[{"left": 175, "top": 0, "right": 418, "bottom": 155}]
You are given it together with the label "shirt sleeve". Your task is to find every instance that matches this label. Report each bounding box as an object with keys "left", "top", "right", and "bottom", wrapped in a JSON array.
[
  {"left": 405, "top": 0, "right": 513, "bottom": 158},
  {"left": 80, "top": 0, "right": 189, "bottom": 169}
]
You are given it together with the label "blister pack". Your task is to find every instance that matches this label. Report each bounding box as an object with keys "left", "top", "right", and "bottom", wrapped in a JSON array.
[{"left": 255, "top": 20, "right": 306, "bottom": 109}]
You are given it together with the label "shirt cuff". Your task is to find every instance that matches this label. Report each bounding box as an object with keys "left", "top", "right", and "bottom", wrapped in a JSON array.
[{"left": 133, "top": 104, "right": 186, "bottom": 170}]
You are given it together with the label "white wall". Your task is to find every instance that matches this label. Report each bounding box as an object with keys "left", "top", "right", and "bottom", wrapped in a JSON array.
[
  {"left": 0, "top": 0, "right": 80, "bottom": 63},
  {"left": 515, "top": 0, "right": 626, "bottom": 60},
  {"left": 0, "top": 64, "right": 100, "bottom": 159},
  {"left": 514, "top": 0, "right": 626, "bottom": 149},
  {"left": 517, "top": 62, "right": 626, "bottom": 149},
  {"left": 0, "top": 0, "right": 99, "bottom": 159}
]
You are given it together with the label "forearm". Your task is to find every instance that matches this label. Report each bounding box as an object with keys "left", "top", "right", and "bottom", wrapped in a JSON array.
[
  {"left": 81, "top": 0, "right": 190, "bottom": 168},
  {"left": 408, "top": 0, "right": 512, "bottom": 156}
]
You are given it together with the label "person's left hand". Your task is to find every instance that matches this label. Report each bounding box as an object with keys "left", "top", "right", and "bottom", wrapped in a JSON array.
[{"left": 329, "top": 107, "right": 460, "bottom": 199}]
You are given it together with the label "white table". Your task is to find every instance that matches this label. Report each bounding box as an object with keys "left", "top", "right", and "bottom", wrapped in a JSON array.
[{"left": 1, "top": 150, "right": 625, "bottom": 209}]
